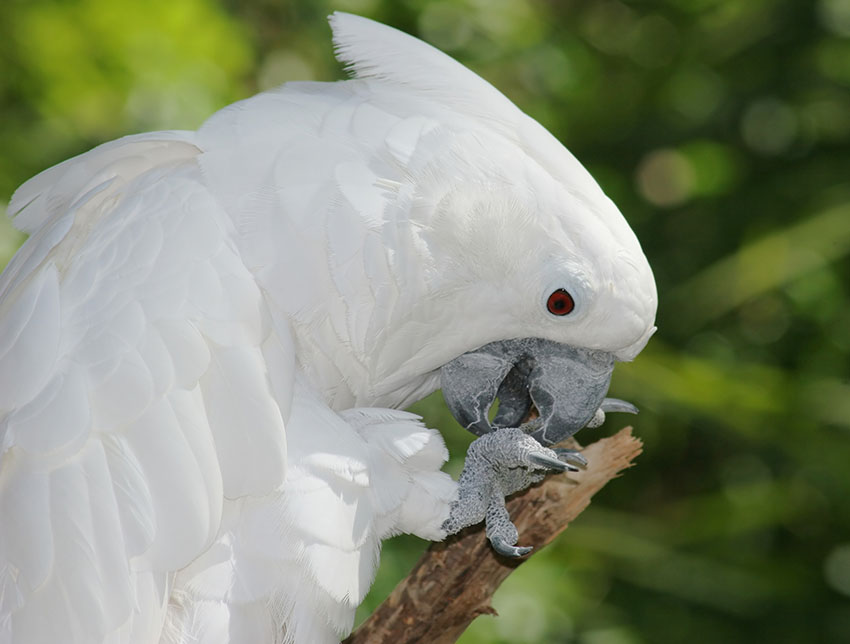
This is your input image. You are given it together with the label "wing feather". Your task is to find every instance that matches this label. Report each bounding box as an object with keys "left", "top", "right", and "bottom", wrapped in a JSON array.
[
  {"left": 0, "top": 266, "right": 60, "bottom": 410},
  {"left": 0, "top": 132, "right": 291, "bottom": 644},
  {"left": 6, "top": 370, "right": 89, "bottom": 454},
  {"left": 7, "top": 132, "right": 199, "bottom": 235},
  {"left": 201, "top": 345, "right": 287, "bottom": 499}
]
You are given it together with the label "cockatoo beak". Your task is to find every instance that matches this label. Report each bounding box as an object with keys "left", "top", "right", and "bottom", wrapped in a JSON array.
[{"left": 440, "top": 338, "right": 637, "bottom": 446}]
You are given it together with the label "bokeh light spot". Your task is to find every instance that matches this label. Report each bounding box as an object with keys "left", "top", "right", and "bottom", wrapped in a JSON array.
[
  {"left": 740, "top": 98, "right": 798, "bottom": 155},
  {"left": 418, "top": 2, "right": 475, "bottom": 52},
  {"left": 737, "top": 295, "right": 791, "bottom": 345},
  {"left": 824, "top": 544, "right": 850, "bottom": 597},
  {"left": 259, "top": 50, "right": 315, "bottom": 90},
  {"left": 818, "top": 0, "right": 850, "bottom": 36},
  {"left": 664, "top": 67, "right": 725, "bottom": 123},
  {"left": 636, "top": 148, "right": 695, "bottom": 207}
]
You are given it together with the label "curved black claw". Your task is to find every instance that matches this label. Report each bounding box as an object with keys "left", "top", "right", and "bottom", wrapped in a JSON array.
[
  {"left": 600, "top": 397, "right": 639, "bottom": 415},
  {"left": 491, "top": 536, "right": 533, "bottom": 558},
  {"left": 553, "top": 448, "right": 588, "bottom": 470},
  {"left": 528, "top": 452, "right": 573, "bottom": 472}
]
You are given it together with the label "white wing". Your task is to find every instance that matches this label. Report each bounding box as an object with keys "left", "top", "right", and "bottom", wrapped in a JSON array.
[{"left": 0, "top": 132, "right": 290, "bottom": 643}]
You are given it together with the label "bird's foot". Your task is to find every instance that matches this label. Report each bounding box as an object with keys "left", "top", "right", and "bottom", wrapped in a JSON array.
[{"left": 441, "top": 425, "right": 584, "bottom": 557}]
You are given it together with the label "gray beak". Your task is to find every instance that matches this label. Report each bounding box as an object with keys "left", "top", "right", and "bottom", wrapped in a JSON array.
[{"left": 440, "top": 338, "right": 636, "bottom": 446}]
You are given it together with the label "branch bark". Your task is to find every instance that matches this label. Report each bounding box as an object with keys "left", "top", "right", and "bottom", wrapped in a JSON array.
[{"left": 344, "top": 426, "right": 642, "bottom": 644}]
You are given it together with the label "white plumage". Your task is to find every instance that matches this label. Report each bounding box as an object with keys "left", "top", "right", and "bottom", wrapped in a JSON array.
[{"left": 0, "top": 13, "right": 656, "bottom": 644}]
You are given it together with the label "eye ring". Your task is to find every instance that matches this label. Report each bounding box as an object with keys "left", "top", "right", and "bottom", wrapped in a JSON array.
[{"left": 546, "top": 289, "right": 575, "bottom": 316}]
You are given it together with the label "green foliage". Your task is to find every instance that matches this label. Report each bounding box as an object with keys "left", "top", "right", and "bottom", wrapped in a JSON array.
[
  {"left": 2, "top": 1, "right": 849, "bottom": 642},
  {"left": 0, "top": 0, "right": 253, "bottom": 203}
]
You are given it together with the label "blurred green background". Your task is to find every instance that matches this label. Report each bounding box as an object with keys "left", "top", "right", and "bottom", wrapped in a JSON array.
[{"left": 2, "top": 0, "right": 849, "bottom": 642}]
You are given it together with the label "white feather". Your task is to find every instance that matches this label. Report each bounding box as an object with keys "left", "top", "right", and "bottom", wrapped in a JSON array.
[
  {"left": 0, "top": 130, "right": 289, "bottom": 642},
  {"left": 8, "top": 132, "right": 199, "bottom": 235},
  {"left": 0, "top": 266, "right": 60, "bottom": 410},
  {"left": 6, "top": 370, "right": 89, "bottom": 454}
]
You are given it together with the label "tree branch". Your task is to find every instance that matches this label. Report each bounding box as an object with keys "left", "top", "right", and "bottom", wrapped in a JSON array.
[{"left": 344, "top": 426, "right": 643, "bottom": 644}]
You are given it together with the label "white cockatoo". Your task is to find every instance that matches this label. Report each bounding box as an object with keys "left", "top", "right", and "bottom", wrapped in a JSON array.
[{"left": 0, "top": 13, "right": 656, "bottom": 644}]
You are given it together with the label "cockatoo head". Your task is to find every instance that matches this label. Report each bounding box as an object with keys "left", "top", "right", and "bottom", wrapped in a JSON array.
[
  {"left": 408, "top": 130, "right": 656, "bottom": 359},
  {"left": 402, "top": 129, "right": 656, "bottom": 444},
  {"left": 329, "top": 13, "right": 656, "bottom": 442}
]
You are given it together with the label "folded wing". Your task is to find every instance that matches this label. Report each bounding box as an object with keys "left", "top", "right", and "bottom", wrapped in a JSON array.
[{"left": 0, "top": 133, "right": 289, "bottom": 644}]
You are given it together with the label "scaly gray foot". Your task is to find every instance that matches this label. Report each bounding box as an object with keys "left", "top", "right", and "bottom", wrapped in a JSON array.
[{"left": 442, "top": 426, "right": 584, "bottom": 557}]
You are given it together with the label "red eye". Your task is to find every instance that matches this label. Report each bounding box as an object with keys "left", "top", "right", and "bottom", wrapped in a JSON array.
[{"left": 546, "top": 289, "right": 575, "bottom": 316}]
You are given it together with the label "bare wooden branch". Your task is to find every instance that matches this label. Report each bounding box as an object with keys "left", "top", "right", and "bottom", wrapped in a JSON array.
[{"left": 344, "top": 426, "right": 642, "bottom": 644}]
